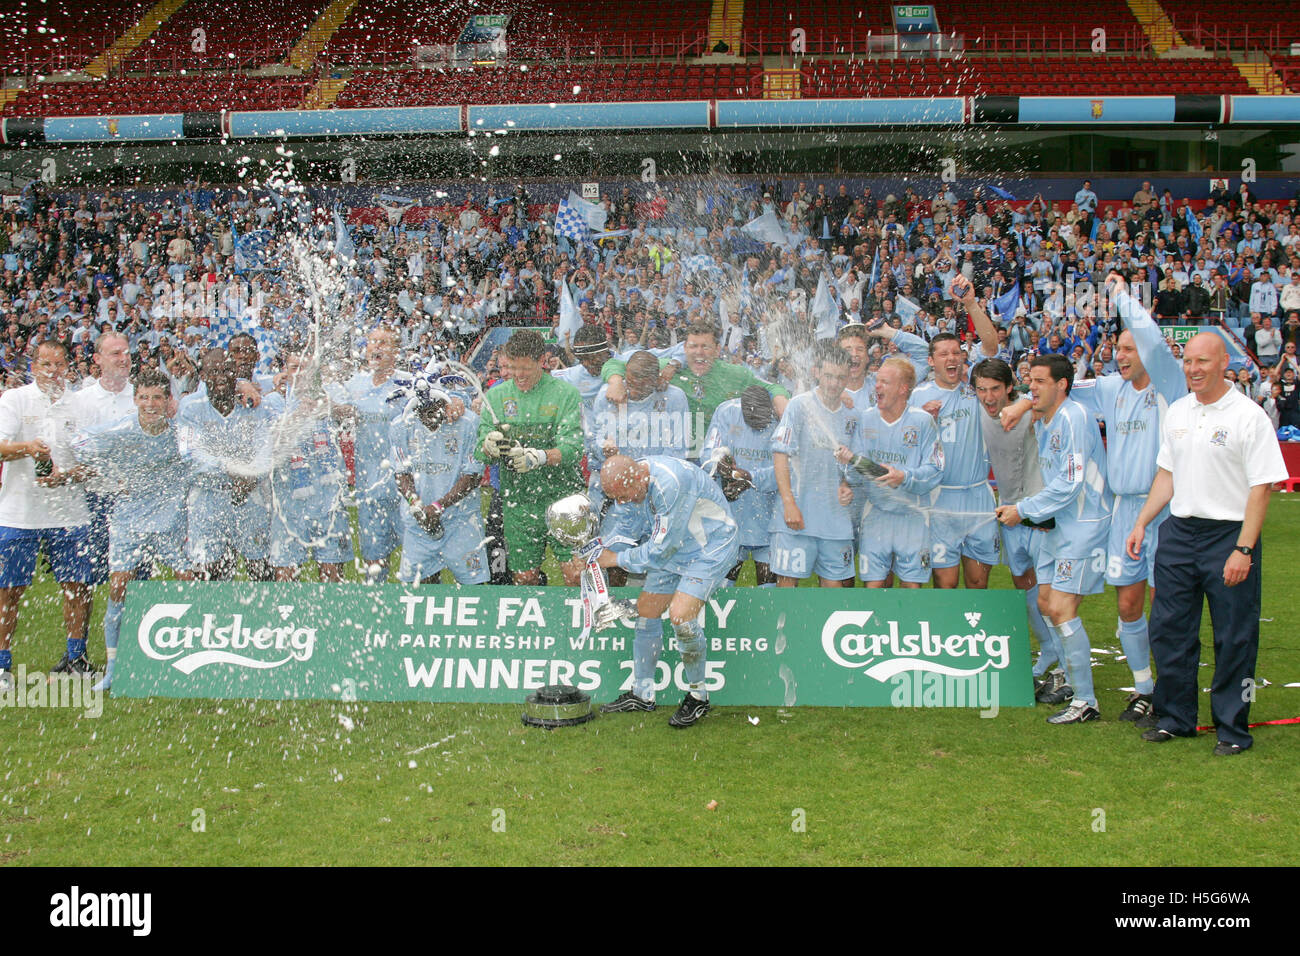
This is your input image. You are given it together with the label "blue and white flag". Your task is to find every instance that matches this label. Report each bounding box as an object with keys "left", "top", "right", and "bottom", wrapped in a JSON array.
[
  {"left": 554, "top": 199, "right": 589, "bottom": 244},
  {"left": 738, "top": 265, "right": 754, "bottom": 314},
  {"left": 682, "top": 254, "right": 721, "bottom": 276},
  {"left": 811, "top": 272, "right": 839, "bottom": 340},
  {"left": 207, "top": 312, "right": 255, "bottom": 348},
  {"left": 334, "top": 206, "right": 356, "bottom": 264},
  {"left": 1188, "top": 211, "right": 1202, "bottom": 242},
  {"left": 232, "top": 219, "right": 276, "bottom": 274},
  {"left": 556, "top": 276, "right": 582, "bottom": 347},
  {"left": 991, "top": 282, "right": 1021, "bottom": 321},
  {"left": 741, "top": 210, "right": 792, "bottom": 249},
  {"left": 565, "top": 190, "right": 608, "bottom": 233},
  {"left": 894, "top": 293, "right": 921, "bottom": 325},
  {"left": 986, "top": 185, "right": 1016, "bottom": 200}
]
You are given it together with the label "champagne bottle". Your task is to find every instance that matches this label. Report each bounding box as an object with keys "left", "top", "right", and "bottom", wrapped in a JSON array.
[{"left": 849, "top": 454, "right": 887, "bottom": 479}]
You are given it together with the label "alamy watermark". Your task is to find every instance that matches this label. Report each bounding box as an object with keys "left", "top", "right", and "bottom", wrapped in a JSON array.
[{"left": 0, "top": 666, "right": 103, "bottom": 717}]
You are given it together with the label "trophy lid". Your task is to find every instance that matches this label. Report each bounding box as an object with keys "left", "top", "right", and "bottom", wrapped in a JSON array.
[{"left": 546, "top": 493, "right": 598, "bottom": 547}]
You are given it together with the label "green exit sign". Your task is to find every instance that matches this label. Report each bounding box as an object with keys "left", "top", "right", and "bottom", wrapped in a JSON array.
[{"left": 892, "top": 5, "right": 940, "bottom": 32}]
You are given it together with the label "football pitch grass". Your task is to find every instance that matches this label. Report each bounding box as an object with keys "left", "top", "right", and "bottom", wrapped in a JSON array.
[{"left": 3, "top": 501, "right": 1298, "bottom": 867}]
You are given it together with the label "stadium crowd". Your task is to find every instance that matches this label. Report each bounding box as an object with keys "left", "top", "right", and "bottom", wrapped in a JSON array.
[{"left": 0, "top": 175, "right": 1294, "bottom": 736}]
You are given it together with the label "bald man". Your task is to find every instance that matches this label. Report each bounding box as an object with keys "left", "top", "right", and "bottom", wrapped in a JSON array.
[
  {"left": 1127, "top": 332, "right": 1287, "bottom": 755},
  {"left": 590, "top": 454, "right": 738, "bottom": 728}
]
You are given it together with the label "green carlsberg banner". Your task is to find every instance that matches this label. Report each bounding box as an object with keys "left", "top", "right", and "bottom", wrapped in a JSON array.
[{"left": 115, "top": 583, "right": 1033, "bottom": 708}]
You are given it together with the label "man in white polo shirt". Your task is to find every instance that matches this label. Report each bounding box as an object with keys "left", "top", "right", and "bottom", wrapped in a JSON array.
[
  {"left": 74, "top": 330, "right": 138, "bottom": 590},
  {"left": 0, "top": 341, "right": 95, "bottom": 687},
  {"left": 1125, "top": 331, "right": 1287, "bottom": 755}
]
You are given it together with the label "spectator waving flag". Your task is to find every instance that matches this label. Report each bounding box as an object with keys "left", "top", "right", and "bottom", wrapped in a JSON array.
[
  {"left": 377, "top": 192, "right": 415, "bottom": 227},
  {"left": 991, "top": 282, "right": 1021, "bottom": 321},
  {"left": 334, "top": 206, "right": 356, "bottom": 264},
  {"left": 895, "top": 293, "right": 921, "bottom": 326},
  {"left": 554, "top": 199, "right": 590, "bottom": 245},
  {"left": 741, "top": 209, "right": 793, "bottom": 249},
  {"left": 811, "top": 272, "right": 839, "bottom": 340},
  {"left": 231, "top": 219, "right": 276, "bottom": 274},
  {"left": 565, "top": 190, "right": 609, "bottom": 233},
  {"left": 682, "top": 254, "right": 721, "bottom": 277},
  {"left": 207, "top": 312, "right": 255, "bottom": 348},
  {"left": 556, "top": 276, "right": 582, "bottom": 348}
]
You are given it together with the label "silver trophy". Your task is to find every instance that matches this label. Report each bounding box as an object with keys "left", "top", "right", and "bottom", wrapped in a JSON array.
[{"left": 546, "top": 493, "right": 638, "bottom": 632}]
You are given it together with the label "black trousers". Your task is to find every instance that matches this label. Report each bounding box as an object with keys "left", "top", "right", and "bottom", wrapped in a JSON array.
[{"left": 1149, "top": 516, "right": 1261, "bottom": 748}]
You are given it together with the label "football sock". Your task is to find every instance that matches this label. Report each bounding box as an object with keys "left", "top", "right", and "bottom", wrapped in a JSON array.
[
  {"left": 1035, "top": 615, "right": 1064, "bottom": 678},
  {"left": 1025, "top": 585, "right": 1052, "bottom": 674},
  {"left": 104, "top": 599, "right": 123, "bottom": 662},
  {"left": 1117, "top": 616, "right": 1154, "bottom": 694},
  {"left": 1058, "top": 617, "right": 1096, "bottom": 707},
  {"left": 632, "top": 616, "right": 661, "bottom": 702},
  {"left": 673, "top": 619, "right": 707, "bottom": 701}
]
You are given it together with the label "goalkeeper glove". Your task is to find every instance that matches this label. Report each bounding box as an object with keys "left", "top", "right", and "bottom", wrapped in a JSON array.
[
  {"left": 505, "top": 446, "right": 548, "bottom": 473},
  {"left": 482, "top": 428, "right": 514, "bottom": 458}
]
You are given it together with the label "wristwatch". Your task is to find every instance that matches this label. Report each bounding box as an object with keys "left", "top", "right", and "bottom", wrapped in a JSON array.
[{"left": 1233, "top": 545, "right": 1253, "bottom": 557}]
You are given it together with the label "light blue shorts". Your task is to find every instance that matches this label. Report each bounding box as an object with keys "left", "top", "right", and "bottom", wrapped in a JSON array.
[
  {"left": 999, "top": 521, "right": 1045, "bottom": 578},
  {"left": 1038, "top": 552, "right": 1106, "bottom": 597},
  {"left": 398, "top": 520, "right": 490, "bottom": 585},
  {"left": 770, "top": 530, "right": 854, "bottom": 580},
  {"left": 643, "top": 533, "right": 740, "bottom": 600},
  {"left": 356, "top": 488, "right": 402, "bottom": 562},
  {"left": 187, "top": 483, "right": 270, "bottom": 565},
  {"left": 858, "top": 505, "right": 931, "bottom": 584},
  {"left": 1107, "top": 494, "right": 1166, "bottom": 587},
  {"left": 270, "top": 508, "right": 353, "bottom": 568},
  {"left": 110, "top": 523, "right": 188, "bottom": 574},
  {"left": 929, "top": 482, "right": 999, "bottom": 569}
]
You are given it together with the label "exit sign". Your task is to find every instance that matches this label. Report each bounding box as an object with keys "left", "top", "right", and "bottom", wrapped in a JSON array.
[{"left": 892, "top": 4, "right": 940, "bottom": 33}]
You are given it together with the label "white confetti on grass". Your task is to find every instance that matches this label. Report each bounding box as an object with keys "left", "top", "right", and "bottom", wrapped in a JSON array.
[{"left": 407, "top": 730, "right": 460, "bottom": 756}]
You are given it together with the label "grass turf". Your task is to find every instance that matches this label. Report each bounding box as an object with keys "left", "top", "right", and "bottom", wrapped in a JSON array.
[{"left": 2, "top": 498, "right": 1298, "bottom": 866}]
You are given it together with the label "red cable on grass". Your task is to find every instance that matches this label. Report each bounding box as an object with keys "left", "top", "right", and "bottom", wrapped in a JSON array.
[{"left": 1195, "top": 716, "right": 1300, "bottom": 731}]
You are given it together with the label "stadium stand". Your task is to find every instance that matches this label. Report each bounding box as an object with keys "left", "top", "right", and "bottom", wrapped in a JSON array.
[
  {"left": 119, "top": 0, "right": 331, "bottom": 71},
  {"left": 336, "top": 62, "right": 763, "bottom": 108},
  {"left": 742, "top": 0, "right": 1149, "bottom": 54},
  {"left": 801, "top": 56, "right": 1253, "bottom": 97},
  {"left": 320, "top": 0, "right": 712, "bottom": 66},
  {"left": 0, "top": 0, "right": 153, "bottom": 76},
  {"left": 1160, "top": 2, "right": 1300, "bottom": 50},
  {"left": 318, "top": 0, "right": 481, "bottom": 66}
]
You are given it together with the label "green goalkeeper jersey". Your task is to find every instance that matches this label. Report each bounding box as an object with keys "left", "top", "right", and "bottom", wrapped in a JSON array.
[{"left": 475, "top": 374, "right": 585, "bottom": 501}]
